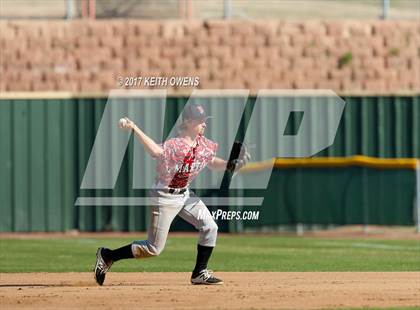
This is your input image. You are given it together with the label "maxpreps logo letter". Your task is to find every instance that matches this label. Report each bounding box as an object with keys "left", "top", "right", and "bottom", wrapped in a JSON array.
[{"left": 75, "top": 89, "right": 345, "bottom": 206}]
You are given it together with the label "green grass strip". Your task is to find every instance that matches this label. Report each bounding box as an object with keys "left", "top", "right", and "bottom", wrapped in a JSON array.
[{"left": 1, "top": 236, "right": 419, "bottom": 272}]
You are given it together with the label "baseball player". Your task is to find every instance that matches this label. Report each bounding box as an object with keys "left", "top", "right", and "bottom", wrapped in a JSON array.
[{"left": 94, "top": 104, "right": 249, "bottom": 286}]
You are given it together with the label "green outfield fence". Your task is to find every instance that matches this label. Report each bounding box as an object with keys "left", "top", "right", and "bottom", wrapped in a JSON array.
[{"left": 0, "top": 93, "right": 419, "bottom": 232}]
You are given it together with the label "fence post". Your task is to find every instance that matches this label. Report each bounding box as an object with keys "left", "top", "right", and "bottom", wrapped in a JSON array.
[
  {"left": 381, "top": 0, "right": 390, "bottom": 19},
  {"left": 223, "top": 0, "right": 231, "bottom": 19},
  {"left": 66, "top": 0, "right": 74, "bottom": 19}
]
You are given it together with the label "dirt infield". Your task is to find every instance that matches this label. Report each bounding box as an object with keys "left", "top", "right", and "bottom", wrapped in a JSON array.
[{"left": 1, "top": 272, "right": 419, "bottom": 309}]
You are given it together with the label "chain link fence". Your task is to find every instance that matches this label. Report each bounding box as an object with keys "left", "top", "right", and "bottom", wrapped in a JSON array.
[{"left": 0, "top": 0, "right": 418, "bottom": 20}]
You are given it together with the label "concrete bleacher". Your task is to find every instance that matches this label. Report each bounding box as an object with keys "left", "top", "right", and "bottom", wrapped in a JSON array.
[{"left": 0, "top": 19, "right": 418, "bottom": 93}]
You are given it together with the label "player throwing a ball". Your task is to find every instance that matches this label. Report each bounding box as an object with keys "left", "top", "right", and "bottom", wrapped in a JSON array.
[{"left": 94, "top": 104, "right": 249, "bottom": 286}]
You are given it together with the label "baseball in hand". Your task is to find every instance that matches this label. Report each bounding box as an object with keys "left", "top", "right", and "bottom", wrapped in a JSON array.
[{"left": 118, "top": 118, "right": 128, "bottom": 129}]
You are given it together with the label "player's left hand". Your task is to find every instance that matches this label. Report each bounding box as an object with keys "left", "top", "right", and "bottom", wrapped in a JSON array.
[{"left": 226, "top": 141, "right": 251, "bottom": 173}]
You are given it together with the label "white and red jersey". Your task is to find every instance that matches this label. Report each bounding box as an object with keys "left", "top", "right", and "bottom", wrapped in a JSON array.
[{"left": 155, "top": 135, "right": 218, "bottom": 188}]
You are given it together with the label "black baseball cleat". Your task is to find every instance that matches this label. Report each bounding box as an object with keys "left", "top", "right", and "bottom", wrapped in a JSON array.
[
  {"left": 191, "top": 269, "right": 223, "bottom": 285},
  {"left": 94, "top": 247, "right": 113, "bottom": 286}
]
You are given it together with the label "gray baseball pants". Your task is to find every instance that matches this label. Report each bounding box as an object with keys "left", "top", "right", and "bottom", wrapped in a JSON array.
[{"left": 131, "top": 189, "right": 218, "bottom": 258}]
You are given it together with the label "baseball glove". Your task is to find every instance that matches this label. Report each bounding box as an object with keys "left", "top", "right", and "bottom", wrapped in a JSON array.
[{"left": 226, "top": 141, "right": 251, "bottom": 173}]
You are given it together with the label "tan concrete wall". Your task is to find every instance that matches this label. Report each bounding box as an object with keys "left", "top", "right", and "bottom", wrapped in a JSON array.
[{"left": 0, "top": 20, "right": 418, "bottom": 93}]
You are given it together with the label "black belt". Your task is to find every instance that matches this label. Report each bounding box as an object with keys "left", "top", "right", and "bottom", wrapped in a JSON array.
[{"left": 167, "top": 188, "right": 187, "bottom": 194}]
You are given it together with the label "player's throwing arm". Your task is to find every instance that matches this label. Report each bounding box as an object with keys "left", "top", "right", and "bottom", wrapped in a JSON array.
[{"left": 118, "top": 117, "right": 163, "bottom": 158}]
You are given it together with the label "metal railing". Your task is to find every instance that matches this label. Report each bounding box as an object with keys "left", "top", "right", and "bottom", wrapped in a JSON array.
[{"left": 0, "top": 0, "right": 416, "bottom": 20}]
